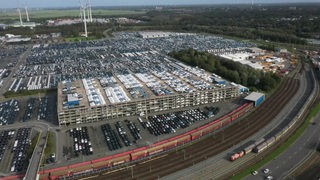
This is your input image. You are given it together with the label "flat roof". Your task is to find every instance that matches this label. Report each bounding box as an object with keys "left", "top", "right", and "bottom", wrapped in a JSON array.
[
  {"left": 244, "top": 92, "right": 265, "bottom": 102},
  {"left": 67, "top": 94, "right": 79, "bottom": 102}
]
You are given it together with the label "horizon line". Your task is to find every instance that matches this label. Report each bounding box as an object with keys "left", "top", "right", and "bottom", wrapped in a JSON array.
[{"left": 1, "top": 2, "right": 320, "bottom": 10}]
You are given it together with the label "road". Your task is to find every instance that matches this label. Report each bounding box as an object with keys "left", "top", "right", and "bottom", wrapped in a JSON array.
[
  {"left": 163, "top": 69, "right": 314, "bottom": 179},
  {"left": 24, "top": 126, "right": 48, "bottom": 180}
]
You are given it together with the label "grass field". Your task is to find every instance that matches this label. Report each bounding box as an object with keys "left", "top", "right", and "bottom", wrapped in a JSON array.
[{"left": 0, "top": 9, "right": 145, "bottom": 21}]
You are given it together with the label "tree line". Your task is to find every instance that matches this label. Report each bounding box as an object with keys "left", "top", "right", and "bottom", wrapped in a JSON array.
[{"left": 169, "top": 49, "right": 281, "bottom": 92}]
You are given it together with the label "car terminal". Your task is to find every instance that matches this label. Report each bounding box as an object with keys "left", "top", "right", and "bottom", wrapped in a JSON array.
[{"left": 0, "top": 31, "right": 268, "bottom": 177}]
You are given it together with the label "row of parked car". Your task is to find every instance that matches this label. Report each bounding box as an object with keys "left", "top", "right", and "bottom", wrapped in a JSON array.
[
  {"left": 11, "top": 128, "right": 32, "bottom": 172},
  {"left": 126, "top": 120, "right": 141, "bottom": 141},
  {"left": 101, "top": 124, "right": 122, "bottom": 151},
  {"left": 142, "top": 109, "right": 208, "bottom": 136},
  {"left": 0, "top": 130, "right": 15, "bottom": 161},
  {"left": 69, "top": 127, "right": 93, "bottom": 157},
  {"left": 22, "top": 98, "right": 36, "bottom": 122},
  {"left": 115, "top": 121, "right": 132, "bottom": 147},
  {"left": 38, "top": 96, "right": 48, "bottom": 120}
]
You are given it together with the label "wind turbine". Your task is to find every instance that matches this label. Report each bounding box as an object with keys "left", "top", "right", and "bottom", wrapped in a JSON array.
[
  {"left": 25, "top": 6, "right": 30, "bottom": 22},
  {"left": 17, "top": 8, "right": 23, "bottom": 26},
  {"left": 80, "top": 0, "right": 88, "bottom": 37},
  {"left": 87, "top": 0, "right": 93, "bottom": 22}
]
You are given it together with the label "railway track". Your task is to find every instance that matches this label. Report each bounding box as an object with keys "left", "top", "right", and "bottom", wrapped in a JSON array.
[{"left": 82, "top": 74, "right": 300, "bottom": 180}]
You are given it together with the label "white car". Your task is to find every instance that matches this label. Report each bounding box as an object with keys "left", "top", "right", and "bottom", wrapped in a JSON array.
[
  {"left": 263, "top": 168, "right": 270, "bottom": 174},
  {"left": 251, "top": 171, "right": 258, "bottom": 175},
  {"left": 267, "top": 175, "right": 273, "bottom": 180}
]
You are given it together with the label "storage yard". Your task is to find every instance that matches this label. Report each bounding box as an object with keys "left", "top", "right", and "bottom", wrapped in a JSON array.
[
  {"left": 5, "top": 32, "right": 253, "bottom": 92},
  {"left": 0, "top": 30, "right": 313, "bottom": 180},
  {"left": 37, "top": 64, "right": 307, "bottom": 180}
]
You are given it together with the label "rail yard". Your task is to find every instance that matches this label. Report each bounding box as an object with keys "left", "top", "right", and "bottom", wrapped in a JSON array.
[{"left": 78, "top": 76, "right": 301, "bottom": 180}]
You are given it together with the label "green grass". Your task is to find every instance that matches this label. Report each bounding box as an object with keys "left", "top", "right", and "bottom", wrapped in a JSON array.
[
  {"left": 231, "top": 102, "right": 320, "bottom": 180},
  {"left": 27, "top": 131, "right": 41, "bottom": 159},
  {"left": 3, "top": 89, "right": 56, "bottom": 98},
  {"left": 0, "top": 9, "right": 145, "bottom": 21},
  {"left": 44, "top": 131, "right": 56, "bottom": 160}
]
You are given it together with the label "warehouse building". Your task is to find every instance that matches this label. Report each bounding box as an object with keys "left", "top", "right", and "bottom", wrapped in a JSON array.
[
  {"left": 57, "top": 79, "right": 240, "bottom": 126},
  {"left": 244, "top": 92, "right": 265, "bottom": 107}
]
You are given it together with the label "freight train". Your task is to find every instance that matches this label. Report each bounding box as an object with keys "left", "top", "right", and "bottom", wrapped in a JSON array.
[
  {"left": 230, "top": 69, "right": 316, "bottom": 161},
  {"left": 37, "top": 102, "right": 253, "bottom": 180}
]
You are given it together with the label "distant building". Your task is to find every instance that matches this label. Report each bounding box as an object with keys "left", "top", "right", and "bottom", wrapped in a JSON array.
[
  {"left": 138, "top": 31, "right": 171, "bottom": 39},
  {"left": 11, "top": 22, "right": 36, "bottom": 28}
]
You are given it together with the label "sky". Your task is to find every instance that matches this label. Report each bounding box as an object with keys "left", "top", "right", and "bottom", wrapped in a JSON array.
[{"left": 1, "top": 0, "right": 319, "bottom": 9}]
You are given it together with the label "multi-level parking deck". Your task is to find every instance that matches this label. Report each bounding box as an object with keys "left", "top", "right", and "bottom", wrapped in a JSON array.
[{"left": 55, "top": 40, "right": 244, "bottom": 126}]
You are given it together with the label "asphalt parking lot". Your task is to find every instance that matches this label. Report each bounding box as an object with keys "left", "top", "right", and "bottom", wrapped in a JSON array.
[
  {"left": 51, "top": 98, "right": 243, "bottom": 169},
  {"left": 0, "top": 128, "right": 35, "bottom": 174}
]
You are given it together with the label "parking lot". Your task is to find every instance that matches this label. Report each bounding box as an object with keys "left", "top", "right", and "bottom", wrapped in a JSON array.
[
  {"left": 2, "top": 32, "right": 254, "bottom": 94},
  {"left": 0, "top": 99, "right": 19, "bottom": 125},
  {"left": 0, "top": 128, "right": 35, "bottom": 174},
  {"left": 58, "top": 99, "right": 242, "bottom": 164}
]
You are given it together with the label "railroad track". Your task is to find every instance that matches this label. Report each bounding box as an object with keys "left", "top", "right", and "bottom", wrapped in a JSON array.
[{"left": 81, "top": 74, "right": 300, "bottom": 180}]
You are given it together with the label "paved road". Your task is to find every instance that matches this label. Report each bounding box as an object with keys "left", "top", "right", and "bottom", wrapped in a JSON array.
[
  {"left": 163, "top": 69, "right": 312, "bottom": 180},
  {"left": 24, "top": 127, "right": 48, "bottom": 180}
]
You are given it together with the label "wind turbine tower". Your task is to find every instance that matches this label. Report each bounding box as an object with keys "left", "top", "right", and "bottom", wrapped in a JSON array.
[
  {"left": 81, "top": 4, "right": 88, "bottom": 37},
  {"left": 79, "top": 4, "right": 83, "bottom": 20},
  {"left": 25, "top": 6, "right": 30, "bottom": 22},
  {"left": 83, "top": 8, "right": 88, "bottom": 37},
  {"left": 17, "top": 8, "right": 23, "bottom": 26},
  {"left": 88, "top": 0, "right": 92, "bottom": 22}
]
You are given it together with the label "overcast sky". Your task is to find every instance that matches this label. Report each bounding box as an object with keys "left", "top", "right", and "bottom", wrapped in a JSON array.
[{"left": 1, "top": 0, "right": 319, "bottom": 9}]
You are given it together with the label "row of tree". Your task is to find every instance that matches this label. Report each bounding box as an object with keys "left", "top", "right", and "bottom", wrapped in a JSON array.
[
  {"left": 128, "top": 5, "right": 320, "bottom": 44},
  {"left": 169, "top": 49, "right": 281, "bottom": 92}
]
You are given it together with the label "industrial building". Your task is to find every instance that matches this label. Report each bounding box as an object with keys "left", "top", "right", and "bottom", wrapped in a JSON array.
[
  {"left": 57, "top": 55, "right": 242, "bottom": 126},
  {"left": 58, "top": 81, "right": 239, "bottom": 126},
  {"left": 244, "top": 92, "right": 265, "bottom": 107}
]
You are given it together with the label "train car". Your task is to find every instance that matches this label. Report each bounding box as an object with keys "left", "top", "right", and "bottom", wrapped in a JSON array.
[
  {"left": 148, "top": 145, "right": 164, "bottom": 156},
  {"left": 190, "top": 129, "right": 202, "bottom": 140},
  {"left": 39, "top": 165, "right": 70, "bottom": 179},
  {"left": 200, "top": 123, "right": 217, "bottom": 136},
  {"left": 265, "top": 137, "right": 276, "bottom": 146},
  {"left": 243, "top": 144, "right": 256, "bottom": 154},
  {"left": 253, "top": 142, "right": 268, "bottom": 153},
  {"left": 230, "top": 153, "right": 240, "bottom": 161},
  {"left": 176, "top": 134, "right": 192, "bottom": 146},
  {"left": 230, "top": 150, "right": 244, "bottom": 161},
  {"left": 111, "top": 152, "right": 132, "bottom": 166},
  {"left": 162, "top": 140, "right": 178, "bottom": 151},
  {"left": 131, "top": 147, "right": 148, "bottom": 161},
  {"left": 274, "top": 131, "right": 283, "bottom": 140},
  {"left": 66, "top": 161, "right": 93, "bottom": 178}
]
